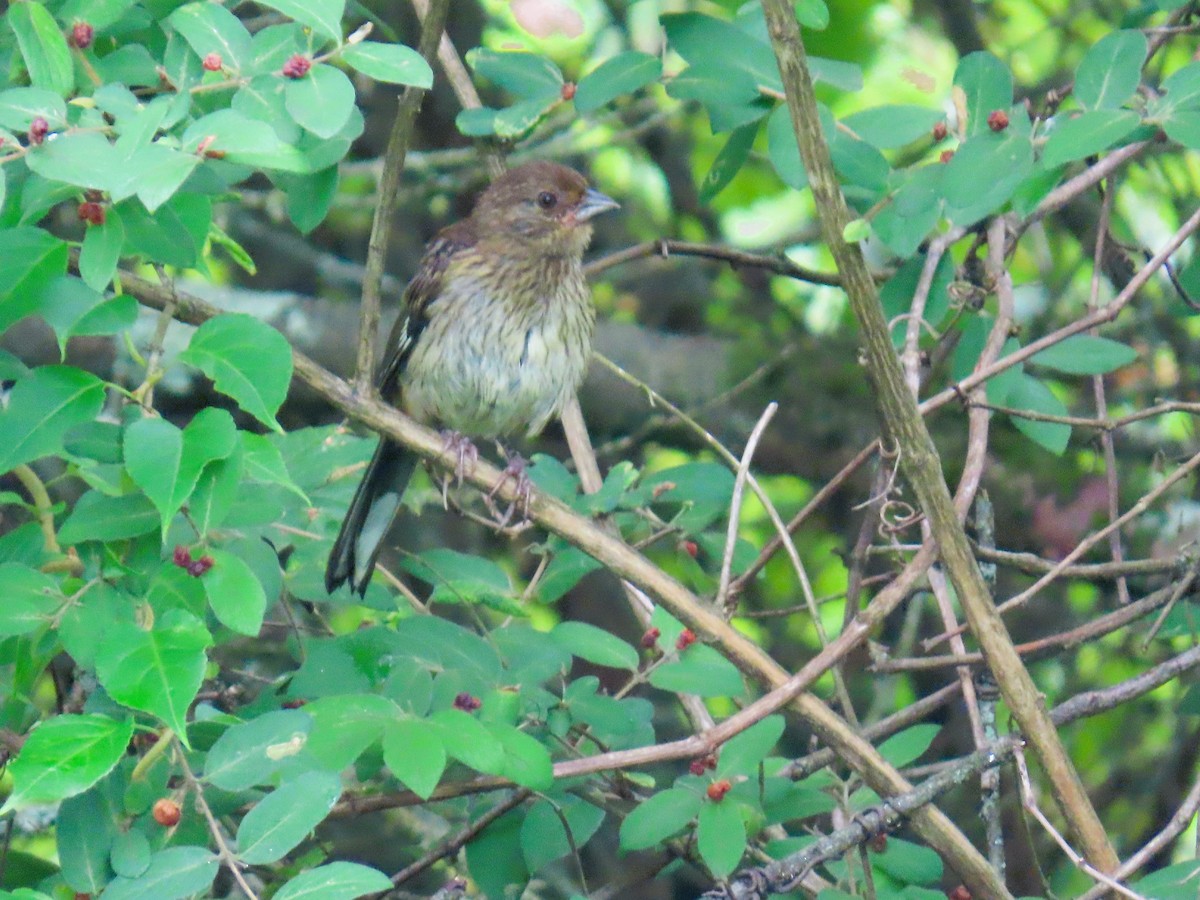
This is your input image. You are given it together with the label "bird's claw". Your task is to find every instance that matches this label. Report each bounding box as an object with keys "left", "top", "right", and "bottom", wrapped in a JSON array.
[
  {"left": 488, "top": 453, "right": 533, "bottom": 526},
  {"left": 440, "top": 430, "right": 479, "bottom": 508}
]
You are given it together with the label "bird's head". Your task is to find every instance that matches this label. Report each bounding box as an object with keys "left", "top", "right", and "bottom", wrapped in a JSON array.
[{"left": 471, "top": 161, "right": 619, "bottom": 257}]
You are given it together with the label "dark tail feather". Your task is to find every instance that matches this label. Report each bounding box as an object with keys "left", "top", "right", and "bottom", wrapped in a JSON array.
[{"left": 325, "top": 438, "right": 418, "bottom": 596}]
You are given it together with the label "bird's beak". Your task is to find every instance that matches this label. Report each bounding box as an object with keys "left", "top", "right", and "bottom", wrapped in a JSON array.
[{"left": 575, "top": 187, "right": 620, "bottom": 222}]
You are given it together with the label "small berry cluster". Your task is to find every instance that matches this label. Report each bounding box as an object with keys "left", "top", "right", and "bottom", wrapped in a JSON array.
[
  {"left": 282, "top": 54, "right": 311, "bottom": 79},
  {"left": 69, "top": 21, "right": 93, "bottom": 49},
  {"left": 453, "top": 692, "right": 482, "bottom": 712},
  {"left": 173, "top": 545, "right": 214, "bottom": 577}
]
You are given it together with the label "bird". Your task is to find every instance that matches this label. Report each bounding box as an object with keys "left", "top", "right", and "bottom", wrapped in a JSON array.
[{"left": 325, "top": 161, "right": 619, "bottom": 596}]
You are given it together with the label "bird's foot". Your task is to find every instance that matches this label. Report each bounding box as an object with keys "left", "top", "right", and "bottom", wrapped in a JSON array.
[
  {"left": 440, "top": 430, "right": 479, "bottom": 507},
  {"left": 488, "top": 452, "right": 533, "bottom": 526}
]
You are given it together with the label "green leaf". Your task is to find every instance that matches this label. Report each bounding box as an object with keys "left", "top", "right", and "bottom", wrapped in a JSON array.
[
  {"left": 58, "top": 492, "right": 158, "bottom": 544},
  {"left": 492, "top": 93, "right": 561, "bottom": 139},
  {"left": 279, "top": 166, "right": 339, "bottom": 234},
  {"left": 203, "top": 547, "right": 268, "bottom": 636},
  {"left": 98, "top": 847, "right": 218, "bottom": 900},
  {"left": 58, "top": 788, "right": 118, "bottom": 893},
  {"left": 35, "top": 276, "right": 133, "bottom": 354},
  {"left": 382, "top": 718, "right": 446, "bottom": 800},
  {"left": 8, "top": 1, "right": 74, "bottom": 97},
  {"left": 1154, "top": 62, "right": 1200, "bottom": 116},
  {"left": 877, "top": 724, "right": 941, "bottom": 768},
  {"left": 93, "top": 612, "right": 213, "bottom": 745},
  {"left": 620, "top": 787, "right": 703, "bottom": 850},
  {"left": 767, "top": 104, "right": 807, "bottom": 189},
  {"left": 467, "top": 48, "right": 563, "bottom": 97},
  {"left": 0, "top": 563, "right": 60, "bottom": 637},
  {"left": 240, "top": 432, "right": 307, "bottom": 499},
  {"left": 1074, "top": 30, "right": 1146, "bottom": 110},
  {"left": 25, "top": 133, "right": 122, "bottom": 192},
  {"left": 341, "top": 41, "right": 432, "bottom": 87},
  {"left": 110, "top": 830, "right": 151, "bottom": 878},
  {"left": 123, "top": 408, "right": 238, "bottom": 534},
  {"left": 302, "top": 694, "right": 397, "bottom": 770},
  {"left": 871, "top": 837, "right": 944, "bottom": 885},
  {"left": 255, "top": 0, "right": 345, "bottom": 43},
  {"left": 953, "top": 52, "right": 1013, "bottom": 136},
  {"left": 662, "top": 12, "right": 778, "bottom": 86},
  {"left": 168, "top": 2, "right": 253, "bottom": 71},
  {"left": 795, "top": 0, "right": 830, "bottom": 28},
  {"left": 493, "top": 723, "right": 553, "bottom": 790},
  {"left": 0, "top": 365, "right": 105, "bottom": 473},
  {"left": 0, "top": 87, "right": 66, "bottom": 131},
  {"left": 455, "top": 106, "right": 500, "bottom": 136},
  {"left": 551, "top": 621, "right": 638, "bottom": 671},
  {"left": 203, "top": 708, "right": 312, "bottom": 790},
  {"left": 1162, "top": 109, "right": 1200, "bottom": 150},
  {"left": 700, "top": 122, "right": 758, "bottom": 201},
  {"left": 130, "top": 144, "right": 201, "bottom": 213},
  {"left": 274, "top": 863, "right": 392, "bottom": 900},
  {"left": 644, "top": 462, "right": 735, "bottom": 531},
  {"left": 942, "top": 129, "right": 1033, "bottom": 226},
  {"left": 842, "top": 105, "right": 944, "bottom": 149},
  {"left": 697, "top": 799, "right": 746, "bottom": 877},
  {"left": 178, "top": 313, "right": 294, "bottom": 431},
  {"left": 402, "top": 548, "right": 518, "bottom": 612},
  {"left": 716, "top": 716, "right": 785, "bottom": 776},
  {"left": 0, "top": 226, "right": 68, "bottom": 327},
  {"left": 520, "top": 797, "right": 605, "bottom": 874},
  {"left": 285, "top": 64, "right": 356, "bottom": 139},
  {"left": 431, "top": 708, "right": 505, "bottom": 774},
  {"left": 1042, "top": 109, "right": 1140, "bottom": 168},
  {"left": 1005, "top": 374, "right": 1071, "bottom": 454},
  {"left": 236, "top": 770, "right": 343, "bottom": 864},
  {"left": 1, "top": 714, "right": 134, "bottom": 813},
  {"left": 1029, "top": 334, "right": 1138, "bottom": 374},
  {"left": 79, "top": 209, "right": 125, "bottom": 291},
  {"left": 651, "top": 645, "right": 745, "bottom": 697},
  {"left": 574, "top": 51, "right": 662, "bottom": 113}
]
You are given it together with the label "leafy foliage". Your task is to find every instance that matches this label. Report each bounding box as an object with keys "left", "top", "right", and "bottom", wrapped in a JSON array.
[{"left": 0, "top": 0, "right": 1194, "bottom": 897}]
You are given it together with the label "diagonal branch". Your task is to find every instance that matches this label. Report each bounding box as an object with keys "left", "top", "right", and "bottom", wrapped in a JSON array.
[{"left": 759, "top": 0, "right": 1119, "bottom": 876}]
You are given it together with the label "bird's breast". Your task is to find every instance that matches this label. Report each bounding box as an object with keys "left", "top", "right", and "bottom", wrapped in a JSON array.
[{"left": 400, "top": 266, "right": 595, "bottom": 439}]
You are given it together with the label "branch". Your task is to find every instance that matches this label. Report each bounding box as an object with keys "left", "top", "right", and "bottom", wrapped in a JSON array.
[
  {"left": 584, "top": 238, "right": 848, "bottom": 285},
  {"left": 759, "top": 0, "right": 1117, "bottom": 875}
]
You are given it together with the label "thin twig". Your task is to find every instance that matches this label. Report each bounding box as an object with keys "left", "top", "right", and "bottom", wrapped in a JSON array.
[
  {"left": 717, "top": 403, "right": 777, "bottom": 611},
  {"left": 584, "top": 238, "right": 852, "bottom": 285}
]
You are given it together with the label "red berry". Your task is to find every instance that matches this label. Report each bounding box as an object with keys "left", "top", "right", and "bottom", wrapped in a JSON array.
[
  {"left": 987, "top": 109, "right": 1009, "bottom": 131},
  {"left": 681, "top": 540, "right": 698, "bottom": 558},
  {"left": 868, "top": 833, "right": 888, "bottom": 852},
  {"left": 931, "top": 121, "right": 948, "bottom": 141},
  {"left": 947, "top": 888, "right": 971, "bottom": 900},
  {"left": 202, "top": 52, "right": 222, "bottom": 72},
  {"left": 172, "top": 545, "right": 192, "bottom": 568},
  {"left": 282, "top": 54, "right": 311, "bottom": 79},
  {"left": 639, "top": 627, "right": 661, "bottom": 649},
  {"left": 453, "top": 692, "right": 482, "bottom": 712},
  {"left": 689, "top": 758, "right": 707, "bottom": 776},
  {"left": 70, "top": 21, "right": 94, "bottom": 50},
  {"left": 28, "top": 117, "right": 48, "bottom": 145},
  {"left": 939, "top": 149, "right": 955, "bottom": 163},
  {"left": 152, "top": 798, "right": 181, "bottom": 827},
  {"left": 706, "top": 779, "right": 731, "bottom": 801},
  {"left": 186, "top": 555, "right": 214, "bottom": 577},
  {"left": 561, "top": 82, "right": 576, "bottom": 101},
  {"left": 77, "top": 201, "right": 105, "bottom": 225},
  {"left": 675, "top": 628, "right": 697, "bottom": 651},
  {"left": 281, "top": 698, "right": 307, "bottom": 709}
]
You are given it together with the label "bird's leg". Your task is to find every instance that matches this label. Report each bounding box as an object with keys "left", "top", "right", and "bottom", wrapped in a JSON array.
[
  {"left": 487, "top": 449, "right": 533, "bottom": 526},
  {"left": 439, "top": 430, "right": 479, "bottom": 508}
]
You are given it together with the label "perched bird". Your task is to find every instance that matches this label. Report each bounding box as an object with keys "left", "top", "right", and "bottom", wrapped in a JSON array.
[{"left": 325, "top": 161, "right": 619, "bottom": 595}]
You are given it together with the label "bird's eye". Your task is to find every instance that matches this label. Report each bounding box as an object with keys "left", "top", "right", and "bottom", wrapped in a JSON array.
[{"left": 537, "top": 191, "right": 558, "bottom": 210}]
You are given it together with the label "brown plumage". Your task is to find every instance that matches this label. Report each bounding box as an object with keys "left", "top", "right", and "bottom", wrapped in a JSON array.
[{"left": 326, "top": 162, "right": 619, "bottom": 596}]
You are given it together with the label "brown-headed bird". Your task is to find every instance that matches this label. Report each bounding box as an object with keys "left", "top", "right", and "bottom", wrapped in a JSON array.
[{"left": 325, "top": 162, "right": 619, "bottom": 595}]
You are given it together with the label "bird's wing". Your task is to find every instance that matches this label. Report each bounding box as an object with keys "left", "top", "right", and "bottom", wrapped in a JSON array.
[{"left": 377, "top": 220, "right": 477, "bottom": 395}]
